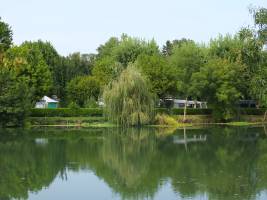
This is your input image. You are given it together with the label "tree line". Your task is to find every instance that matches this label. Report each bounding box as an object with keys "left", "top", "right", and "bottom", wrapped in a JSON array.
[{"left": 0, "top": 7, "right": 267, "bottom": 126}]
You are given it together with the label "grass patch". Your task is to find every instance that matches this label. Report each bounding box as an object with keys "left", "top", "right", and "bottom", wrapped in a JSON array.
[
  {"left": 29, "top": 116, "right": 106, "bottom": 126},
  {"left": 226, "top": 121, "right": 261, "bottom": 126}
]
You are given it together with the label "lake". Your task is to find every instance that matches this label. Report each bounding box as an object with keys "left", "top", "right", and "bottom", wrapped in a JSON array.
[{"left": 1, "top": 126, "right": 267, "bottom": 200}]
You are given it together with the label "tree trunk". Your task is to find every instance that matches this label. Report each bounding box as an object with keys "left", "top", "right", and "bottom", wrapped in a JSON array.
[
  {"left": 137, "top": 112, "right": 141, "bottom": 127},
  {"left": 183, "top": 127, "right": 188, "bottom": 152},
  {"left": 264, "top": 110, "right": 267, "bottom": 122},
  {"left": 264, "top": 125, "right": 267, "bottom": 136},
  {"left": 183, "top": 97, "right": 188, "bottom": 123}
]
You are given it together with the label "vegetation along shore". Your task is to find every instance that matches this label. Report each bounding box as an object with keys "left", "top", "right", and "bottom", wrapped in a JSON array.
[{"left": 1, "top": 7, "right": 267, "bottom": 128}]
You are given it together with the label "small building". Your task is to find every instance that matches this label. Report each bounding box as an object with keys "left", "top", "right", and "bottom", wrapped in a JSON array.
[
  {"left": 238, "top": 100, "right": 256, "bottom": 108},
  {"left": 160, "top": 98, "right": 207, "bottom": 109},
  {"left": 35, "top": 96, "right": 59, "bottom": 109},
  {"left": 173, "top": 99, "right": 207, "bottom": 109}
]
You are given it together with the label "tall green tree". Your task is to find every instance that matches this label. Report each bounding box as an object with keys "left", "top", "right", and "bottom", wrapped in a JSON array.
[
  {"left": 113, "top": 35, "right": 159, "bottom": 67},
  {"left": 162, "top": 38, "right": 194, "bottom": 56},
  {"left": 0, "top": 17, "right": 12, "bottom": 54},
  {"left": 190, "top": 58, "right": 245, "bottom": 121},
  {"left": 93, "top": 35, "right": 159, "bottom": 88},
  {"left": 135, "top": 54, "right": 178, "bottom": 98},
  {"left": 250, "top": 6, "right": 267, "bottom": 43},
  {"left": 0, "top": 65, "right": 30, "bottom": 127},
  {"left": 209, "top": 32, "right": 263, "bottom": 99},
  {"left": 250, "top": 57, "right": 267, "bottom": 119},
  {"left": 92, "top": 56, "right": 123, "bottom": 87},
  {"left": 3, "top": 45, "right": 52, "bottom": 102},
  {"left": 169, "top": 42, "right": 206, "bottom": 121},
  {"left": 66, "top": 76, "right": 100, "bottom": 107},
  {"left": 103, "top": 64, "right": 154, "bottom": 126}
]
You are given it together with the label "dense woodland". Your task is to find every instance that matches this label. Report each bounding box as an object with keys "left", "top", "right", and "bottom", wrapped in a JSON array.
[{"left": 0, "top": 7, "right": 267, "bottom": 126}]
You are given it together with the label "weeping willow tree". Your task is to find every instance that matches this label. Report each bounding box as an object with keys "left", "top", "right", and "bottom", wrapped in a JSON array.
[{"left": 103, "top": 64, "right": 154, "bottom": 127}]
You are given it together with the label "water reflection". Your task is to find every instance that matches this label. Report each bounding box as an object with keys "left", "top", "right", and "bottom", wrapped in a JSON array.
[{"left": 0, "top": 126, "right": 267, "bottom": 200}]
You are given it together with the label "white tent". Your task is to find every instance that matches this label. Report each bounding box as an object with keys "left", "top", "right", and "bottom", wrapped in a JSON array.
[{"left": 35, "top": 96, "right": 59, "bottom": 108}]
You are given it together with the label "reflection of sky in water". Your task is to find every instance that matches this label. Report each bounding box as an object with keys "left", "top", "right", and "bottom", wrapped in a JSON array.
[
  {"left": 29, "top": 171, "right": 267, "bottom": 200},
  {"left": 29, "top": 170, "right": 120, "bottom": 200},
  {"left": 29, "top": 170, "right": 210, "bottom": 200}
]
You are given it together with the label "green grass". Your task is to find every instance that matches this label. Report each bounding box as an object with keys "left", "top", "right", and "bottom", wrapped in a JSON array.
[
  {"left": 226, "top": 121, "right": 261, "bottom": 126},
  {"left": 29, "top": 115, "right": 267, "bottom": 128},
  {"left": 28, "top": 116, "right": 106, "bottom": 126}
]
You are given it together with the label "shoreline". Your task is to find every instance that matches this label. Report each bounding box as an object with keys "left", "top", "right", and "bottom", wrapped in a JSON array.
[
  {"left": 30, "top": 121, "right": 267, "bottom": 128},
  {"left": 27, "top": 115, "right": 267, "bottom": 128}
]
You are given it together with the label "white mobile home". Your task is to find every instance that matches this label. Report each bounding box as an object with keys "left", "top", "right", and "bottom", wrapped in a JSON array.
[{"left": 35, "top": 96, "right": 59, "bottom": 109}]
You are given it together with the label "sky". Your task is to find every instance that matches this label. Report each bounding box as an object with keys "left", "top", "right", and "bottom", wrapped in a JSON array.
[{"left": 1, "top": 0, "right": 267, "bottom": 56}]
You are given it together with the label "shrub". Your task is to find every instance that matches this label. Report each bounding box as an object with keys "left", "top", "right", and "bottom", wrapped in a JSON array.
[
  {"left": 238, "top": 108, "right": 266, "bottom": 115},
  {"left": 154, "top": 114, "right": 178, "bottom": 126}
]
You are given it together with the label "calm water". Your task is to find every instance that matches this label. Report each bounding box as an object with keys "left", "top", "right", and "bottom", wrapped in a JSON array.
[{"left": 1, "top": 126, "right": 267, "bottom": 200}]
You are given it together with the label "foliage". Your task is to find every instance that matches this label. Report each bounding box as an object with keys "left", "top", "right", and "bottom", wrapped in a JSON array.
[
  {"left": 30, "top": 108, "right": 103, "bottom": 117},
  {"left": 59, "top": 52, "right": 96, "bottom": 102},
  {"left": 209, "top": 31, "right": 263, "bottom": 99},
  {"left": 0, "top": 66, "right": 30, "bottom": 127},
  {"left": 112, "top": 34, "right": 159, "bottom": 67},
  {"left": 0, "top": 17, "right": 12, "bottom": 54},
  {"left": 66, "top": 75, "right": 100, "bottom": 107},
  {"left": 103, "top": 65, "right": 154, "bottom": 126},
  {"left": 3, "top": 45, "right": 52, "bottom": 101},
  {"left": 154, "top": 114, "right": 178, "bottom": 126},
  {"left": 84, "top": 97, "right": 98, "bottom": 108},
  {"left": 93, "top": 35, "right": 159, "bottom": 88},
  {"left": 92, "top": 56, "right": 123, "bottom": 87},
  {"left": 190, "top": 58, "right": 245, "bottom": 121},
  {"left": 162, "top": 38, "right": 194, "bottom": 56},
  {"left": 135, "top": 54, "right": 178, "bottom": 98},
  {"left": 20, "top": 40, "right": 63, "bottom": 95},
  {"left": 250, "top": 62, "right": 267, "bottom": 107},
  {"left": 250, "top": 6, "right": 267, "bottom": 42},
  {"left": 169, "top": 41, "right": 206, "bottom": 98}
]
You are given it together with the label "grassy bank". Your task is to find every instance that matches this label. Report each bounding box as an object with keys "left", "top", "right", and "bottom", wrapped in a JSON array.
[
  {"left": 28, "top": 114, "right": 267, "bottom": 128},
  {"left": 29, "top": 116, "right": 105, "bottom": 126}
]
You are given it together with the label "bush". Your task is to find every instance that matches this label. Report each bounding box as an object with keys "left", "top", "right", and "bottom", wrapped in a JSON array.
[
  {"left": 154, "top": 114, "right": 178, "bottom": 126},
  {"left": 30, "top": 108, "right": 103, "bottom": 117},
  {"left": 238, "top": 108, "right": 266, "bottom": 115}
]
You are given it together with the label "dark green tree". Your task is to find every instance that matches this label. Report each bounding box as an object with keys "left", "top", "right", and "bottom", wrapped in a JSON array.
[
  {"left": 4, "top": 45, "right": 52, "bottom": 102},
  {"left": 169, "top": 42, "right": 206, "bottom": 121},
  {"left": 135, "top": 54, "right": 178, "bottom": 98},
  {"left": 190, "top": 58, "right": 245, "bottom": 121},
  {"left": 66, "top": 76, "right": 100, "bottom": 107},
  {"left": 0, "top": 17, "right": 12, "bottom": 54},
  {"left": 250, "top": 6, "right": 267, "bottom": 42},
  {"left": 0, "top": 66, "right": 30, "bottom": 127},
  {"left": 162, "top": 38, "right": 194, "bottom": 56}
]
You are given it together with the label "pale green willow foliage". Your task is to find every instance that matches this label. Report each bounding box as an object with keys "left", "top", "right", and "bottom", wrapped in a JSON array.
[{"left": 103, "top": 65, "right": 154, "bottom": 127}]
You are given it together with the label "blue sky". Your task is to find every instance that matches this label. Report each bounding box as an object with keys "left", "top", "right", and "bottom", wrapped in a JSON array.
[{"left": 1, "top": 0, "right": 267, "bottom": 55}]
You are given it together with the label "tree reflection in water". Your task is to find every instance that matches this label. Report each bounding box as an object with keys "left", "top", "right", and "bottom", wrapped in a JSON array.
[{"left": 0, "top": 126, "right": 267, "bottom": 200}]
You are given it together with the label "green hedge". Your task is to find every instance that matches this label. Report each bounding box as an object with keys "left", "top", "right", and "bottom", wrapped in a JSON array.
[
  {"left": 155, "top": 108, "right": 267, "bottom": 115},
  {"left": 154, "top": 108, "right": 212, "bottom": 115},
  {"left": 30, "top": 108, "right": 103, "bottom": 117},
  {"left": 238, "top": 108, "right": 266, "bottom": 115},
  {"left": 30, "top": 108, "right": 267, "bottom": 117}
]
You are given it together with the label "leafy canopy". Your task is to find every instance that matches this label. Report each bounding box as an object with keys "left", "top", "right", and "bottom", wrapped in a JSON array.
[{"left": 103, "top": 64, "right": 154, "bottom": 126}]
